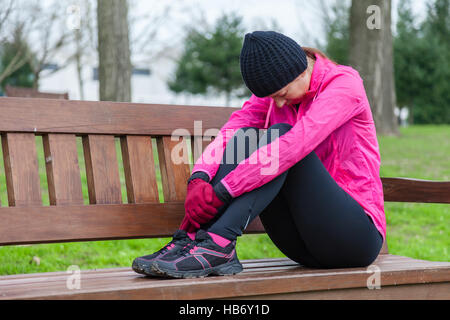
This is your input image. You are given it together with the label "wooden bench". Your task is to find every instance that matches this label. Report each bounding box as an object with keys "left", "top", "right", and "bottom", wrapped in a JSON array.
[
  {"left": 0, "top": 97, "right": 448, "bottom": 300},
  {"left": 4, "top": 85, "right": 69, "bottom": 100}
]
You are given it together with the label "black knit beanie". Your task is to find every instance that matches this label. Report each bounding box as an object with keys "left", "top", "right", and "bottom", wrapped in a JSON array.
[{"left": 239, "top": 31, "right": 308, "bottom": 98}]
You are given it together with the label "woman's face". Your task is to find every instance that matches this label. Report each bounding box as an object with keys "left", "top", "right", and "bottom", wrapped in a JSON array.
[{"left": 269, "top": 68, "right": 312, "bottom": 108}]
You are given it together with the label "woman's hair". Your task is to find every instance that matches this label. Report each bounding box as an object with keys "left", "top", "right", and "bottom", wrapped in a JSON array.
[{"left": 302, "top": 47, "right": 338, "bottom": 65}]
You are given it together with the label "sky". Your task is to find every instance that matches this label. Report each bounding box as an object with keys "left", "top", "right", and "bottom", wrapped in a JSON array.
[
  {"left": 130, "top": 0, "right": 429, "bottom": 46},
  {"left": 129, "top": 0, "right": 334, "bottom": 53}
]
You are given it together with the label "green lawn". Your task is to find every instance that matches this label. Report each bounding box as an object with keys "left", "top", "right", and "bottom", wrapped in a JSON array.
[{"left": 0, "top": 125, "right": 448, "bottom": 275}]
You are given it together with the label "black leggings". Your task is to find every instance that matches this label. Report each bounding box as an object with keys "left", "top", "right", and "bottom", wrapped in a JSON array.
[{"left": 203, "top": 123, "right": 383, "bottom": 269}]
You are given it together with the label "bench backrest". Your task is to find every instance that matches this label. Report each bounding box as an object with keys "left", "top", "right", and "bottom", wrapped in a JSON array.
[{"left": 0, "top": 97, "right": 449, "bottom": 256}]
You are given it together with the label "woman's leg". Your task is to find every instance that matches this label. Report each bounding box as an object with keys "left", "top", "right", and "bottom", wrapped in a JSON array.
[
  {"left": 276, "top": 150, "right": 383, "bottom": 268},
  {"left": 201, "top": 123, "right": 322, "bottom": 268},
  {"left": 258, "top": 191, "right": 323, "bottom": 268}
]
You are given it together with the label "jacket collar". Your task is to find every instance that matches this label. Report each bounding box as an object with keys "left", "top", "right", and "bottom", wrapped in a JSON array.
[{"left": 300, "top": 52, "right": 329, "bottom": 101}]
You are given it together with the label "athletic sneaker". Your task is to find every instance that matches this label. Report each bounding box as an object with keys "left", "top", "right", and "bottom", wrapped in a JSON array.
[
  {"left": 151, "top": 229, "right": 243, "bottom": 278},
  {"left": 132, "top": 230, "right": 194, "bottom": 276}
]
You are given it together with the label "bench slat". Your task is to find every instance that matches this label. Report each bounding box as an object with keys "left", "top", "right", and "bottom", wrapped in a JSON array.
[
  {"left": 0, "top": 203, "right": 268, "bottom": 245},
  {"left": 0, "top": 203, "right": 183, "bottom": 245},
  {"left": 156, "top": 136, "right": 191, "bottom": 202},
  {"left": 42, "top": 134, "right": 84, "bottom": 205},
  {"left": 82, "top": 135, "right": 122, "bottom": 204},
  {"left": 0, "top": 258, "right": 299, "bottom": 284},
  {"left": 120, "top": 136, "right": 159, "bottom": 203},
  {"left": 0, "top": 97, "right": 236, "bottom": 136},
  {"left": 0, "top": 255, "right": 439, "bottom": 287},
  {"left": 1, "top": 133, "right": 42, "bottom": 207},
  {"left": 382, "top": 177, "right": 450, "bottom": 203}
]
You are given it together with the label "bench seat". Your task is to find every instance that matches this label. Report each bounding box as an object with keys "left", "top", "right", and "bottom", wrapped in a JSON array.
[{"left": 1, "top": 254, "right": 449, "bottom": 300}]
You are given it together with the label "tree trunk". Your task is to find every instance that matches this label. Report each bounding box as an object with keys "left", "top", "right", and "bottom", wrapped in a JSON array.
[
  {"left": 349, "top": 0, "right": 398, "bottom": 136},
  {"left": 97, "top": 0, "right": 132, "bottom": 102},
  {"left": 32, "top": 72, "right": 39, "bottom": 89},
  {"left": 75, "top": 28, "right": 85, "bottom": 100}
]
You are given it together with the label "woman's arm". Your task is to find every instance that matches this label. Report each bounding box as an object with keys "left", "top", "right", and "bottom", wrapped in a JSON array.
[
  {"left": 213, "top": 71, "right": 367, "bottom": 201},
  {"left": 189, "top": 95, "right": 271, "bottom": 184}
]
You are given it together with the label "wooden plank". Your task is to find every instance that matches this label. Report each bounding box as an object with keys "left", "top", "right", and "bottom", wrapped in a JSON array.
[
  {"left": 0, "top": 203, "right": 185, "bottom": 245},
  {"left": 0, "top": 97, "right": 236, "bottom": 136},
  {"left": 380, "top": 240, "right": 389, "bottom": 254},
  {"left": 0, "top": 255, "right": 448, "bottom": 300},
  {"left": 233, "top": 282, "right": 450, "bottom": 300},
  {"left": 0, "top": 255, "right": 437, "bottom": 285},
  {"left": 245, "top": 217, "right": 265, "bottom": 233},
  {"left": 82, "top": 135, "right": 122, "bottom": 204},
  {"left": 156, "top": 136, "right": 191, "bottom": 202},
  {"left": 120, "top": 135, "right": 159, "bottom": 203},
  {"left": 1, "top": 133, "right": 42, "bottom": 207},
  {"left": 0, "top": 259, "right": 298, "bottom": 284},
  {"left": 382, "top": 177, "right": 450, "bottom": 203},
  {"left": 0, "top": 202, "right": 271, "bottom": 246},
  {"left": 42, "top": 134, "right": 84, "bottom": 205}
]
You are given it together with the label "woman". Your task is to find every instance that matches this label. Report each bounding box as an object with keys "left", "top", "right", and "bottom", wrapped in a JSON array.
[{"left": 132, "top": 31, "right": 386, "bottom": 279}]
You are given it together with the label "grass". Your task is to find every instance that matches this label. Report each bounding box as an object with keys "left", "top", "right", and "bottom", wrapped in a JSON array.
[{"left": 0, "top": 125, "right": 448, "bottom": 275}]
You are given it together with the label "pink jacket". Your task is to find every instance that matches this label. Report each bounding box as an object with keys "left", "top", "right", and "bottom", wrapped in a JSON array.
[{"left": 191, "top": 53, "right": 386, "bottom": 242}]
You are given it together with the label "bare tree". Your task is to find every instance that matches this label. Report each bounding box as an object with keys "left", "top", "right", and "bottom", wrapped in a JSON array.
[
  {"left": 27, "top": 1, "right": 72, "bottom": 89},
  {"left": 128, "top": 0, "right": 205, "bottom": 66},
  {"left": 0, "top": 0, "right": 73, "bottom": 89},
  {"left": 0, "top": 0, "right": 36, "bottom": 85},
  {"left": 97, "top": 0, "right": 132, "bottom": 102},
  {"left": 349, "top": 0, "right": 398, "bottom": 136},
  {"left": 67, "top": 0, "right": 97, "bottom": 100},
  {"left": 0, "top": 0, "right": 14, "bottom": 40},
  {"left": 129, "top": 0, "right": 175, "bottom": 65},
  {"left": 293, "top": 0, "right": 331, "bottom": 47}
]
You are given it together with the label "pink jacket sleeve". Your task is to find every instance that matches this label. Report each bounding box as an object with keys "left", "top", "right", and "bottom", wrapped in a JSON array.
[
  {"left": 215, "top": 71, "right": 367, "bottom": 201},
  {"left": 190, "top": 94, "right": 271, "bottom": 182}
]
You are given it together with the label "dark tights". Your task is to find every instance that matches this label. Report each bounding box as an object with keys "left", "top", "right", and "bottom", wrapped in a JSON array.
[{"left": 203, "top": 123, "right": 383, "bottom": 269}]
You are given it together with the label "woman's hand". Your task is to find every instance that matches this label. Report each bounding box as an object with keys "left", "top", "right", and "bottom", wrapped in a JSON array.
[{"left": 184, "top": 179, "right": 224, "bottom": 229}]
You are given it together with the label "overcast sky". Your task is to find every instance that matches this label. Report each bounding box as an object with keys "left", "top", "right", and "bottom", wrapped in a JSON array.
[
  {"left": 130, "top": 0, "right": 428, "bottom": 44},
  {"left": 21, "top": 0, "right": 430, "bottom": 65}
]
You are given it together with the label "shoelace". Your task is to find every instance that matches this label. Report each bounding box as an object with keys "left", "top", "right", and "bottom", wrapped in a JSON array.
[
  {"left": 156, "top": 241, "right": 175, "bottom": 255},
  {"left": 157, "top": 235, "right": 189, "bottom": 255},
  {"left": 178, "top": 241, "right": 198, "bottom": 257},
  {"left": 178, "top": 232, "right": 211, "bottom": 256},
  {"left": 179, "top": 239, "right": 209, "bottom": 256}
]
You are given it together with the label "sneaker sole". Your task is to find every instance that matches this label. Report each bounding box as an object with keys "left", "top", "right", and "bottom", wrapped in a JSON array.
[
  {"left": 132, "top": 259, "right": 161, "bottom": 277},
  {"left": 151, "top": 260, "right": 243, "bottom": 279}
]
